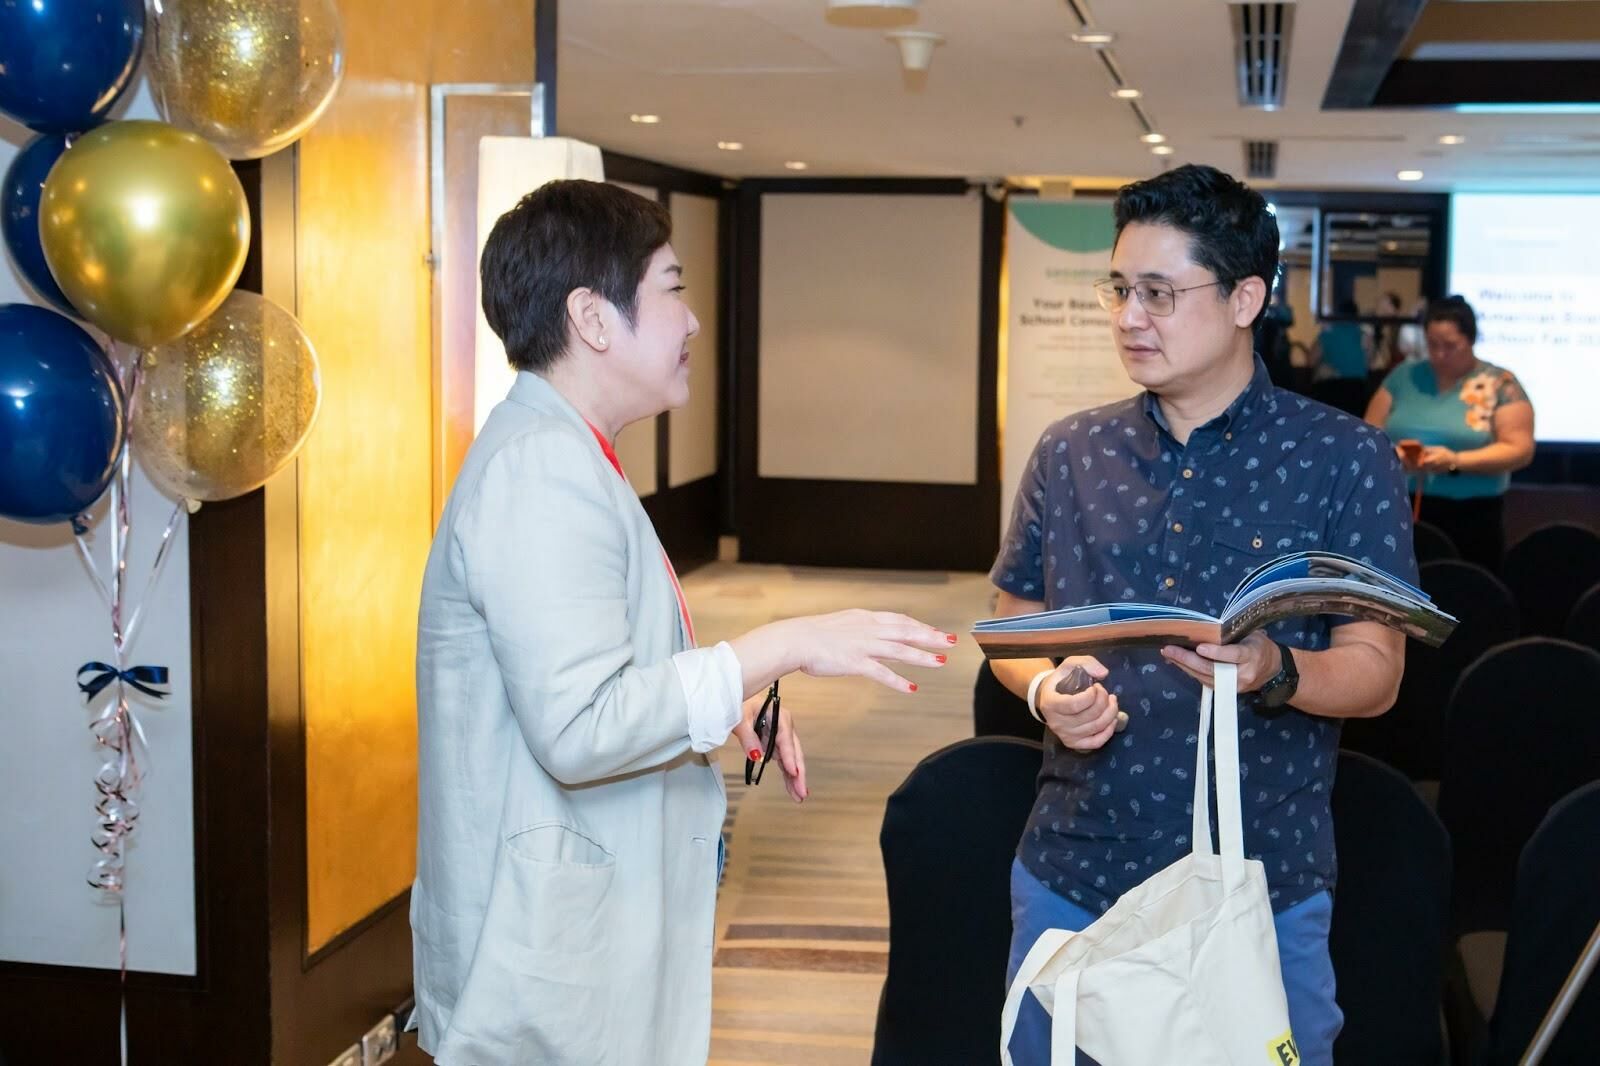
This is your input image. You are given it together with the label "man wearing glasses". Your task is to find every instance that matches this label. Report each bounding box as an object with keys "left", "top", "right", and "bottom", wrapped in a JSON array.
[{"left": 987, "top": 164, "right": 1416, "bottom": 1065}]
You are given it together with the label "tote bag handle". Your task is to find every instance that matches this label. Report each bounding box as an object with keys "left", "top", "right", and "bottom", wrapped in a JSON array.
[{"left": 1189, "top": 663, "right": 1245, "bottom": 896}]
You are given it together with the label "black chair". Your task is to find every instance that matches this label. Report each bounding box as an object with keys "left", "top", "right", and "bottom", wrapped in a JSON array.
[
  {"left": 1341, "top": 561, "right": 1517, "bottom": 785},
  {"left": 1436, "top": 638, "right": 1600, "bottom": 938},
  {"left": 1329, "top": 751, "right": 1452, "bottom": 1066},
  {"left": 1483, "top": 781, "right": 1600, "bottom": 1065},
  {"left": 973, "top": 659, "right": 1044, "bottom": 742},
  {"left": 1565, "top": 582, "right": 1600, "bottom": 655},
  {"left": 874, "top": 737, "right": 1043, "bottom": 1066},
  {"left": 1308, "top": 376, "right": 1371, "bottom": 418},
  {"left": 1413, "top": 520, "right": 1460, "bottom": 565},
  {"left": 1501, "top": 523, "right": 1600, "bottom": 637}
]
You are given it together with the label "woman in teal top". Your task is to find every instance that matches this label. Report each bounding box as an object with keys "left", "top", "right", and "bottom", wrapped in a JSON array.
[{"left": 1365, "top": 296, "right": 1536, "bottom": 571}]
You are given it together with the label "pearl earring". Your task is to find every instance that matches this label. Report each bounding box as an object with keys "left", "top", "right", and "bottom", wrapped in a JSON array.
[{"left": 597, "top": 335, "right": 607, "bottom": 348}]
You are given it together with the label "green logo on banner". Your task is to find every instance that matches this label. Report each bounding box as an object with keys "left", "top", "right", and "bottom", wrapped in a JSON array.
[{"left": 1010, "top": 201, "right": 1116, "bottom": 253}]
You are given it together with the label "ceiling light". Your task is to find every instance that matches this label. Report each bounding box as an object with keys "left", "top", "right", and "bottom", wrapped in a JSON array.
[
  {"left": 1111, "top": 88, "right": 1142, "bottom": 100},
  {"left": 1397, "top": 169, "right": 1424, "bottom": 181},
  {"left": 1140, "top": 133, "right": 1166, "bottom": 145},
  {"left": 1070, "top": 30, "right": 1116, "bottom": 46},
  {"left": 1152, "top": 145, "right": 1175, "bottom": 156},
  {"left": 886, "top": 29, "right": 945, "bottom": 72},
  {"left": 717, "top": 141, "right": 743, "bottom": 151},
  {"left": 629, "top": 114, "right": 661, "bottom": 125},
  {"left": 1438, "top": 134, "right": 1466, "bottom": 145},
  {"left": 785, "top": 161, "right": 809, "bottom": 171}
]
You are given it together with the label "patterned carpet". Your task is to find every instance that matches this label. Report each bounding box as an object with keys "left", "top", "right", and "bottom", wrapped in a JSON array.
[{"left": 682, "top": 563, "right": 997, "bottom": 1065}]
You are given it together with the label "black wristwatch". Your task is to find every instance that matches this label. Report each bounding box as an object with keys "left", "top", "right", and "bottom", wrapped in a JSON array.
[{"left": 1258, "top": 641, "right": 1300, "bottom": 708}]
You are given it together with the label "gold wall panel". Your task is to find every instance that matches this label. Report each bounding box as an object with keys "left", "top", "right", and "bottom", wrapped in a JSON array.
[{"left": 295, "top": 0, "right": 533, "bottom": 952}]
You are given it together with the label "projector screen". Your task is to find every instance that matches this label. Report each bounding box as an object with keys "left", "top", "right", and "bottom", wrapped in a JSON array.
[{"left": 1450, "top": 193, "right": 1600, "bottom": 443}]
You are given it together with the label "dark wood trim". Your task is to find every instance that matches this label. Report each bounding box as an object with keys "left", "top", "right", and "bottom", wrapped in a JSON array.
[
  {"left": 741, "top": 479, "right": 995, "bottom": 572},
  {"left": 1321, "top": 0, "right": 1429, "bottom": 109},
  {"left": 535, "top": 0, "right": 558, "bottom": 137},
  {"left": 641, "top": 475, "right": 722, "bottom": 574},
  {"left": 655, "top": 414, "right": 671, "bottom": 496},
  {"left": 1373, "top": 59, "right": 1600, "bottom": 108},
  {"left": 732, "top": 179, "right": 999, "bottom": 572},
  {"left": 601, "top": 150, "right": 725, "bottom": 199}
]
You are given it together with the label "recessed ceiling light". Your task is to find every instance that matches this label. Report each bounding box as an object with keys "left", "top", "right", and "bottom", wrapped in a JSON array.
[
  {"left": 1438, "top": 134, "right": 1466, "bottom": 145},
  {"left": 629, "top": 113, "right": 661, "bottom": 125},
  {"left": 1111, "top": 88, "right": 1142, "bottom": 100},
  {"left": 1140, "top": 133, "right": 1167, "bottom": 144},
  {"left": 717, "top": 141, "right": 744, "bottom": 151},
  {"left": 784, "top": 161, "right": 809, "bottom": 171},
  {"left": 1152, "top": 145, "right": 1175, "bottom": 156},
  {"left": 1070, "top": 30, "right": 1116, "bottom": 46},
  {"left": 1397, "top": 169, "right": 1424, "bottom": 181}
]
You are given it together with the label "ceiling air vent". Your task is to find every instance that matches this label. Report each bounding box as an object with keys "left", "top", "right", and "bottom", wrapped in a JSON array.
[
  {"left": 1245, "top": 139, "right": 1278, "bottom": 179},
  {"left": 1230, "top": 3, "right": 1294, "bottom": 110}
]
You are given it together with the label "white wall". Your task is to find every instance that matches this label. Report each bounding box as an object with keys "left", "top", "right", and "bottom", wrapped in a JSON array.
[
  {"left": 668, "top": 193, "right": 720, "bottom": 488},
  {"left": 757, "top": 193, "right": 982, "bottom": 484},
  {"left": 0, "top": 81, "right": 197, "bottom": 975}
]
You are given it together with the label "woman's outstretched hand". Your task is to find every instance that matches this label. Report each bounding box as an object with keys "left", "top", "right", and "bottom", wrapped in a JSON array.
[
  {"left": 727, "top": 609, "right": 955, "bottom": 802},
  {"left": 731, "top": 609, "right": 955, "bottom": 699}
]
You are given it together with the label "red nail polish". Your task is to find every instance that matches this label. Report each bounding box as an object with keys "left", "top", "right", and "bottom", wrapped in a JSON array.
[
  {"left": 936, "top": 654, "right": 948, "bottom": 664},
  {"left": 748, "top": 748, "right": 762, "bottom": 761},
  {"left": 946, "top": 634, "right": 958, "bottom": 644},
  {"left": 909, "top": 683, "right": 919, "bottom": 693}
]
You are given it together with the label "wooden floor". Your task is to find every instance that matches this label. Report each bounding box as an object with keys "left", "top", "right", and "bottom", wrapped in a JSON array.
[{"left": 682, "top": 563, "right": 998, "bottom": 1066}]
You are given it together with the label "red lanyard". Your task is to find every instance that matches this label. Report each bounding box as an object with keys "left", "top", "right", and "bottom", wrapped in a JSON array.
[{"left": 583, "top": 421, "right": 697, "bottom": 647}]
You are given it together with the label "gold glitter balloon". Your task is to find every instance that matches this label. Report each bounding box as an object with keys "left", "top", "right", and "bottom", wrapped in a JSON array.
[
  {"left": 148, "top": 0, "right": 345, "bottom": 161},
  {"left": 39, "top": 120, "right": 250, "bottom": 348},
  {"left": 132, "top": 291, "right": 321, "bottom": 502}
]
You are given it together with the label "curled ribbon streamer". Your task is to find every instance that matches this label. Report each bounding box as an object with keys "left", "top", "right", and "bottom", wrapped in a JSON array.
[{"left": 72, "top": 341, "right": 163, "bottom": 1066}]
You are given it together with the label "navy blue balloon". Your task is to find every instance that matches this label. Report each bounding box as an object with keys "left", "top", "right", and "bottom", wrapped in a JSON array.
[
  {"left": 0, "top": 0, "right": 145, "bottom": 133},
  {"left": 0, "top": 303, "right": 125, "bottom": 524},
  {"left": 1, "top": 133, "right": 75, "bottom": 315}
]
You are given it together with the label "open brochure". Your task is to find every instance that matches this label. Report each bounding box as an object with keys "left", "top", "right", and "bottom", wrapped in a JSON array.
[{"left": 973, "top": 552, "right": 1457, "bottom": 658}]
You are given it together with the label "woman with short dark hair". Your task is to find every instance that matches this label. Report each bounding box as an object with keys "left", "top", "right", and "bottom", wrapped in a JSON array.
[
  {"left": 411, "top": 180, "right": 954, "bottom": 1064},
  {"left": 1365, "top": 295, "right": 1536, "bottom": 571}
]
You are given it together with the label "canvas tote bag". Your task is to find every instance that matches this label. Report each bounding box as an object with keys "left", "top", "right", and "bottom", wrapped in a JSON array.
[{"left": 999, "top": 663, "right": 1300, "bottom": 1065}]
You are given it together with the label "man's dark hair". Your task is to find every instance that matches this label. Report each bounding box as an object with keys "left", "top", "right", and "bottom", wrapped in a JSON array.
[
  {"left": 1424, "top": 295, "right": 1478, "bottom": 344},
  {"left": 1113, "top": 164, "right": 1280, "bottom": 326},
  {"left": 480, "top": 180, "right": 673, "bottom": 372}
]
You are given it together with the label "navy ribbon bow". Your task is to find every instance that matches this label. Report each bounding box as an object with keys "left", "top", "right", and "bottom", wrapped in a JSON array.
[{"left": 77, "top": 663, "right": 170, "bottom": 702}]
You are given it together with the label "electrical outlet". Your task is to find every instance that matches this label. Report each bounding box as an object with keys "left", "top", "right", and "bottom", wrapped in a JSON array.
[
  {"left": 327, "top": 1045, "right": 360, "bottom": 1066},
  {"left": 362, "top": 1013, "right": 398, "bottom": 1065}
]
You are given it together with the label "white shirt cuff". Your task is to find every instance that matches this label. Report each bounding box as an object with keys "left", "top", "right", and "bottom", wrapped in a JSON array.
[{"left": 674, "top": 641, "right": 745, "bottom": 753}]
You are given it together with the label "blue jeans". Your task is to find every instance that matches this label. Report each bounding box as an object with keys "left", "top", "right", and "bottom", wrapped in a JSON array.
[{"left": 1006, "top": 858, "right": 1342, "bottom": 1065}]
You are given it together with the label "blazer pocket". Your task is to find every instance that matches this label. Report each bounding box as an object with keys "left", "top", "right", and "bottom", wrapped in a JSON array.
[{"left": 496, "top": 823, "right": 616, "bottom": 969}]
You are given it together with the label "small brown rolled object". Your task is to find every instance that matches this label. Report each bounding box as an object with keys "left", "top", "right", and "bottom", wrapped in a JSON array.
[{"left": 1055, "top": 664, "right": 1129, "bottom": 732}]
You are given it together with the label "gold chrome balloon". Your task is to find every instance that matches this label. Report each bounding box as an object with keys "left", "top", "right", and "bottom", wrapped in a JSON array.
[
  {"left": 148, "top": 0, "right": 345, "bottom": 161},
  {"left": 39, "top": 120, "right": 249, "bottom": 348},
  {"left": 132, "top": 290, "right": 321, "bottom": 502}
]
